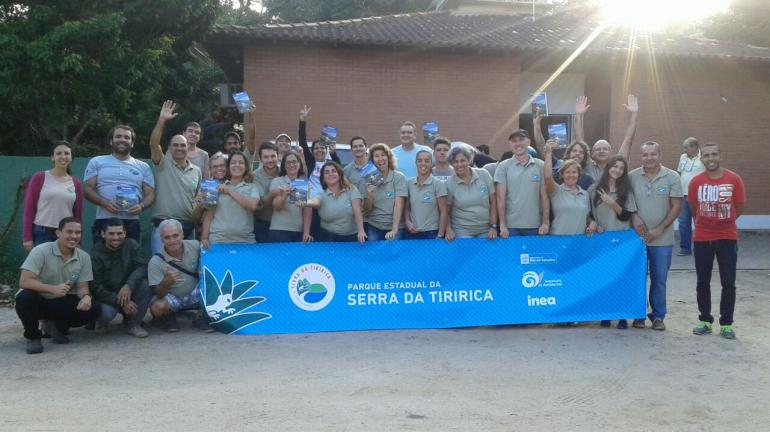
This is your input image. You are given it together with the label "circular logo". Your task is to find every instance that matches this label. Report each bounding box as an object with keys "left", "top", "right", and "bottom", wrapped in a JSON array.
[
  {"left": 521, "top": 271, "right": 542, "bottom": 288},
  {"left": 288, "top": 263, "right": 336, "bottom": 311}
]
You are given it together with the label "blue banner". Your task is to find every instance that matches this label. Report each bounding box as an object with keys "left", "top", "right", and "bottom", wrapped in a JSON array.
[{"left": 199, "top": 230, "right": 647, "bottom": 335}]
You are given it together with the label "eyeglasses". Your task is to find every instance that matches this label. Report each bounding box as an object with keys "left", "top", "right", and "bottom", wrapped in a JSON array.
[{"left": 285, "top": 160, "right": 299, "bottom": 166}]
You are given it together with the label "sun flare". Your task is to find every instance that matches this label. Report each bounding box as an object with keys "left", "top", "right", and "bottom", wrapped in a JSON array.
[{"left": 596, "top": 0, "right": 730, "bottom": 31}]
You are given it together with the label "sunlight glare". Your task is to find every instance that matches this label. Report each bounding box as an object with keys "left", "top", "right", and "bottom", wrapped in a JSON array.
[{"left": 597, "top": 0, "right": 730, "bottom": 31}]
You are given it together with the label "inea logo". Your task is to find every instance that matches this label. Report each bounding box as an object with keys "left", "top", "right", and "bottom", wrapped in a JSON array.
[
  {"left": 521, "top": 271, "right": 544, "bottom": 288},
  {"left": 527, "top": 295, "right": 557, "bottom": 306},
  {"left": 288, "top": 263, "right": 336, "bottom": 311}
]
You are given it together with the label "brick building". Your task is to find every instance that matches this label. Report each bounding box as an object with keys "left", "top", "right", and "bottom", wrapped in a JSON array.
[{"left": 205, "top": 5, "right": 770, "bottom": 225}]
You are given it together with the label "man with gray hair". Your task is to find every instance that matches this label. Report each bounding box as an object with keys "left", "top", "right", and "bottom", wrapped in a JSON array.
[
  {"left": 148, "top": 219, "right": 210, "bottom": 332},
  {"left": 676, "top": 137, "right": 705, "bottom": 256},
  {"left": 629, "top": 141, "right": 682, "bottom": 331},
  {"left": 149, "top": 100, "right": 202, "bottom": 254}
]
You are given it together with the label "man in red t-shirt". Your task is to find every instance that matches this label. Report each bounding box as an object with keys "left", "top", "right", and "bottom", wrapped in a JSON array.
[{"left": 688, "top": 142, "right": 745, "bottom": 339}]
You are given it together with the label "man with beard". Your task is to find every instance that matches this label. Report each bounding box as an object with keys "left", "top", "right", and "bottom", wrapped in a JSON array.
[
  {"left": 182, "top": 121, "right": 209, "bottom": 179},
  {"left": 15, "top": 217, "right": 98, "bottom": 354},
  {"left": 90, "top": 218, "right": 150, "bottom": 338},
  {"left": 84, "top": 125, "right": 155, "bottom": 243},
  {"left": 252, "top": 141, "right": 280, "bottom": 243},
  {"left": 149, "top": 100, "right": 202, "bottom": 254},
  {"left": 689, "top": 143, "right": 745, "bottom": 339}
]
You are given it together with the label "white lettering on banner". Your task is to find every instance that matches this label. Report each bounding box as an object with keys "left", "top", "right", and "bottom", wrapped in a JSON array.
[
  {"left": 347, "top": 289, "right": 493, "bottom": 306},
  {"left": 527, "top": 295, "right": 557, "bottom": 306},
  {"left": 346, "top": 280, "right": 441, "bottom": 290}
]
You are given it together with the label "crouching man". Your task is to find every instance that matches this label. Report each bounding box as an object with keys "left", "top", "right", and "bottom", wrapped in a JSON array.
[
  {"left": 90, "top": 218, "right": 150, "bottom": 338},
  {"left": 15, "top": 217, "right": 99, "bottom": 354},
  {"left": 148, "top": 219, "right": 212, "bottom": 332}
]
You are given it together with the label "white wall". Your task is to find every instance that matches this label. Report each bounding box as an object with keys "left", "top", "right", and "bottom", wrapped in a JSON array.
[{"left": 519, "top": 72, "right": 585, "bottom": 114}]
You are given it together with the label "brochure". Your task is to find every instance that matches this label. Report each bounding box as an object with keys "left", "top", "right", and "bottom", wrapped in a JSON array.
[
  {"left": 289, "top": 179, "right": 311, "bottom": 204},
  {"left": 548, "top": 122, "right": 568, "bottom": 148},
  {"left": 360, "top": 161, "right": 385, "bottom": 188},
  {"left": 233, "top": 91, "right": 252, "bottom": 114},
  {"left": 321, "top": 124, "right": 338, "bottom": 147},
  {"left": 423, "top": 121, "right": 439, "bottom": 146},
  {"left": 200, "top": 179, "right": 220, "bottom": 206},
  {"left": 531, "top": 92, "right": 548, "bottom": 117},
  {"left": 114, "top": 185, "right": 140, "bottom": 214}
]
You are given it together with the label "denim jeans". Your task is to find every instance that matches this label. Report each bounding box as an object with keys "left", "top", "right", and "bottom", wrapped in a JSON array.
[
  {"left": 253, "top": 219, "right": 271, "bottom": 243},
  {"left": 677, "top": 196, "right": 693, "bottom": 252},
  {"left": 365, "top": 223, "right": 403, "bottom": 241},
  {"left": 317, "top": 228, "right": 357, "bottom": 243},
  {"left": 509, "top": 228, "right": 540, "bottom": 237},
  {"left": 694, "top": 240, "right": 738, "bottom": 325},
  {"left": 404, "top": 230, "right": 439, "bottom": 240},
  {"left": 32, "top": 224, "right": 58, "bottom": 246},
  {"left": 267, "top": 229, "right": 302, "bottom": 243},
  {"left": 97, "top": 279, "right": 150, "bottom": 327},
  {"left": 646, "top": 245, "right": 673, "bottom": 321}
]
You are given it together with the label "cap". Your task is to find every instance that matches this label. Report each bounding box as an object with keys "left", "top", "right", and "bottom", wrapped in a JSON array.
[{"left": 509, "top": 129, "right": 530, "bottom": 140}]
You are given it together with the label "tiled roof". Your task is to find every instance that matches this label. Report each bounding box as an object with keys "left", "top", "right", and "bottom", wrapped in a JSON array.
[{"left": 209, "top": 9, "right": 770, "bottom": 62}]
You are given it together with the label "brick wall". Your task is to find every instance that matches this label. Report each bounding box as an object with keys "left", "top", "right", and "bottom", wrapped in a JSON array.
[
  {"left": 243, "top": 44, "right": 522, "bottom": 156},
  {"left": 606, "top": 56, "right": 770, "bottom": 214}
]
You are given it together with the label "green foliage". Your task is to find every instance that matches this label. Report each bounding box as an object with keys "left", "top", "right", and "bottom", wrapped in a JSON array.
[
  {"left": 218, "top": 0, "right": 267, "bottom": 26},
  {"left": 262, "top": 0, "right": 433, "bottom": 23},
  {"left": 703, "top": 0, "right": 770, "bottom": 47},
  {"left": 0, "top": 0, "right": 223, "bottom": 157}
]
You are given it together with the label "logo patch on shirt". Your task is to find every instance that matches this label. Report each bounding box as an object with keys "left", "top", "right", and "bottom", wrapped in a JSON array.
[
  {"left": 480, "top": 187, "right": 489, "bottom": 194},
  {"left": 386, "top": 191, "right": 394, "bottom": 199},
  {"left": 532, "top": 175, "right": 541, "bottom": 182},
  {"left": 422, "top": 193, "right": 434, "bottom": 203},
  {"left": 130, "top": 169, "right": 140, "bottom": 176},
  {"left": 346, "top": 200, "right": 353, "bottom": 208},
  {"left": 656, "top": 187, "right": 669, "bottom": 194}
]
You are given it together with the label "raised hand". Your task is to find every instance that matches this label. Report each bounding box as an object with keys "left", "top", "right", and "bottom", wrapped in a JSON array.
[
  {"left": 576, "top": 96, "right": 591, "bottom": 115},
  {"left": 623, "top": 94, "right": 638, "bottom": 114},
  {"left": 598, "top": 188, "right": 616, "bottom": 206},
  {"left": 545, "top": 139, "right": 557, "bottom": 154},
  {"left": 299, "top": 105, "right": 311, "bottom": 122},
  {"left": 159, "top": 100, "right": 178, "bottom": 122}
]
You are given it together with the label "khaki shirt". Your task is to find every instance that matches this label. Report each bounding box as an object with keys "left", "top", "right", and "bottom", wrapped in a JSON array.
[
  {"left": 549, "top": 184, "right": 590, "bottom": 235},
  {"left": 152, "top": 155, "right": 201, "bottom": 221},
  {"left": 209, "top": 180, "right": 260, "bottom": 243},
  {"left": 148, "top": 240, "right": 200, "bottom": 299},
  {"left": 20, "top": 242, "right": 94, "bottom": 299},
  {"left": 367, "top": 170, "right": 408, "bottom": 231},
  {"left": 629, "top": 166, "right": 683, "bottom": 246},
  {"left": 253, "top": 166, "right": 278, "bottom": 222},
  {"left": 447, "top": 168, "right": 495, "bottom": 237},
  {"left": 588, "top": 185, "right": 637, "bottom": 232},
  {"left": 494, "top": 155, "right": 544, "bottom": 229},
  {"left": 407, "top": 175, "right": 447, "bottom": 232},
  {"left": 344, "top": 161, "right": 369, "bottom": 200},
  {"left": 269, "top": 176, "right": 303, "bottom": 232},
  {"left": 319, "top": 186, "right": 362, "bottom": 235},
  {"left": 584, "top": 160, "right": 603, "bottom": 182}
]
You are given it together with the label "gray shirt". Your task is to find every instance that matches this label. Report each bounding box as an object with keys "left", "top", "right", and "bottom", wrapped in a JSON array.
[
  {"left": 629, "top": 166, "right": 682, "bottom": 247},
  {"left": 549, "top": 183, "right": 590, "bottom": 235},
  {"left": 20, "top": 242, "right": 94, "bottom": 299},
  {"left": 269, "top": 176, "right": 303, "bottom": 232},
  {"left": 152, "top": 155, "right": 201, "bottom": 222},
  {"left": 253, "top": 166, "right": 277, "bottom": 223},
  {"left": 446, "top": 168, "right": 495, "bottom": 237},
  {"left": 588, "top": 185, "right": 637, "bottom": 232},
  {"left": 407, "top": 176, "right": 448, "bottom": 232},
  {"left": 367, "top": 170, "right": 408, "bottom": 231},
  {"left": 209, "top": 180, "right": 260, "bottom": 243},
  {"left": 148, "top": 240, "right": 200, "bottom": 299},
  {"left": 319, "top": 186, "right": 362, "bottom": 235},
  {"left": 494, "top": 155, "right": 545, "bottom": 229}
]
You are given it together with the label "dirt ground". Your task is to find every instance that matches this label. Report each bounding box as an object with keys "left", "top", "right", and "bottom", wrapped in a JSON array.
[{"left": 1, "top": 269, "right": 769, "bottom": 431}]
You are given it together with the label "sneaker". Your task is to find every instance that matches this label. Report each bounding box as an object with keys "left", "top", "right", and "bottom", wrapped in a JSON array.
[
  {"left": 94, "top": 321, "right": 108, "bottom": 335},
  {"left": 26, "top": 339, "right": 43, "bottom": 354},
  {"left": 651, "top": 318, "right": 666, "bottom": 331},
  {"left": 126, "top": 325, "right": 149, "bottom": 338},
  {"left": 164, "top": 314, "right": 179, "bottom": 333},
  {"left": 600, "top": 320, "right": 611, "bottom": 327},
  {"left": 720, "top": 325, "right": 735, "bottom": 339},
  {"left": 692, "top": 321, "right": 713, "bottom": 335},
  {"left": 617, "top": 320, "right": 628, "bottom": 329},
  {"left": 84, "top": 321, "right": 96, "bottom": 330},
  {"left": 193, "top": 315, "right": 215, "bottom": 333},
  {"left": 632, "top": 319, "right": 646, "bottom": 329},
  {"left": 48, "top": 325, "right": 70, "bottom": 344},
  {"left": 676, "top": 249, "right": 692, "bottom": 256}
]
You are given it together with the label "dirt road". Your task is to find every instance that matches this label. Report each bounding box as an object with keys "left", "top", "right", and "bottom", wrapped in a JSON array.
[{"left": 1, "top": 270, "right": 769, "bottom": 431}]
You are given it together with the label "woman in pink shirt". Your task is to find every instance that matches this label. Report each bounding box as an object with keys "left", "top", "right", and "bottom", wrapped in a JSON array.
[{"left": 22, "top": 141, "right": 83, "bottom": 251}]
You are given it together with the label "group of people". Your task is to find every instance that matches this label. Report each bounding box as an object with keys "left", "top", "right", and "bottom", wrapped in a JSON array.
[{"left": 15, "top": 95, "right": 746, "bottom": 354}]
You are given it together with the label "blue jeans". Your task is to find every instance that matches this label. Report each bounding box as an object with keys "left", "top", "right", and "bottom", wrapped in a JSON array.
[
  {"left": 646, "top": 245, "right": 672, "bottom": 321},
  {"left": 97, "top": 279, "right": 150, "bottom": 327},
  {"left": 267, "top": 229, "right": 302, "bottom": 243},
  {"left": 365, "top": 223, "right": 403, "bottom": 241},
  {"left": 678, "top": 196, "right": 693, "bottom": 253},
  {"left": 695, "top": 240, "right": 738, "bottom": 325},
  {"left": 32, "top": 224, "right": 58, "bottom": 246},
  {"left": 317, "top": 227, "right": 357, "bottom": 243},
  {"left": 509, "top": 228, "right": 540, "bottom": 236},
  {"left": 404, "top": 230, "right": 439, "bottom": 240},
  {"left": 253, "top": 219, "right": 270, "bottom": 243}
]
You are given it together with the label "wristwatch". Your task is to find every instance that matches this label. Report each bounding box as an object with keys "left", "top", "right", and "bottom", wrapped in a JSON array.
[{"left": 491, "top": 224, "right": 498, "bottom": 229}]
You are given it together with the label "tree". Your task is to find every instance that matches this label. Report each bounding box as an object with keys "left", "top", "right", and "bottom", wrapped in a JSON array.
[
  {"left": 262, "top": 0, "right": 433, "bottom": 23},
  {"left": 0, "top": 1, "right": 223, "bottom": 157},
  {"left": 703, "top": 0, "right": 770, "bottom": 47}
]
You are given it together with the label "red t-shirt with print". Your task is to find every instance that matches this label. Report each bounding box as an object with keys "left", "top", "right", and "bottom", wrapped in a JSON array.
[{"left": 688, "top": 169, "right": 745, "bottom": 241}]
